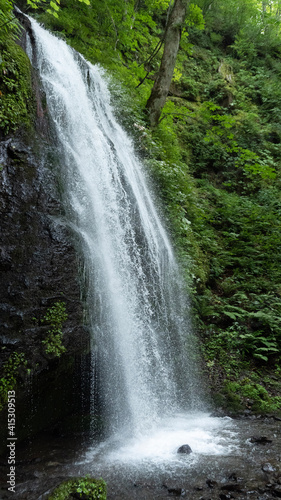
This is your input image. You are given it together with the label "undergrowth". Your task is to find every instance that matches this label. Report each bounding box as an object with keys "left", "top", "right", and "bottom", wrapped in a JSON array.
[{"left": 47, "top": 476, "right": 106, "bottom": 500}]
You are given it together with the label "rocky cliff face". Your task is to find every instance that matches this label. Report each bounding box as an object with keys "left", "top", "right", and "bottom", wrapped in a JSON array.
[{"left": 0, "top": 23, "right": 91, "bottom": 453}]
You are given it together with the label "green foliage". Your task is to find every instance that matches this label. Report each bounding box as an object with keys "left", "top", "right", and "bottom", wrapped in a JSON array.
[
  {"left": 186, "top": 3, "right": 205, "bottom": 31},
  {"left": 0, "top": 352, "right": 27, "bottom": 411},
  {"left": 195, "top": 181, "right": 281, "bottom": 382},
  {"left": 0, "top": 1, "right": 34, "bottom": 134},
  {"left": 37, "top": 0, "right": 168, "bottom": 71},
  {"left": 48, "top": 476, "right": 106, "bottom": 500},
  {"left": 27, "top": 0, "right": 90, "bottom": 18},
  {"left": 225, "top": 379, "right": 281, "bottom": 413},
  {"left": 42, "top": 302, "right": 68, "bottom": 357},
  {"left": 0, "top": 0, "right": 20, "bottom": 43},
  {"left": 196, "top": 0, "right": 261, "bottom": 48},
  {"left": 0, "top": 41, "right": 33, "bottom": 133}
]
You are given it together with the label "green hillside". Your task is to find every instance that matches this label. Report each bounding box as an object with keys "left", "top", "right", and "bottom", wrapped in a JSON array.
[{"left": 1, "top": 0, "right": 281, "bottom": 413}]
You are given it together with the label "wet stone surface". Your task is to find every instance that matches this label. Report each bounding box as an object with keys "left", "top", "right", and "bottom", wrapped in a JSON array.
[
  {"left": 0, "top": 415, "right": 281, "bottom": 499},
  {"left": 0, "top": 127, "right": 90, "bottom": 452}
]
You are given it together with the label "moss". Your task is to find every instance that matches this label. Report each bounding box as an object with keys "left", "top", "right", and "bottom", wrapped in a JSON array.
[
  {"left": 41, "top": 302, "right": 68, "bottom": 358},
  {"left": 0, "top": 352, "right": 27, "bottom": 411},
  {"left": 48, "top": 477, "right": 107, "bottom": 500},
  {"left": 0, "top": 39, "right": 34, "bottom": 134},
  {"left": 223, "top": 379, "right": 281, "bottom": 414}
]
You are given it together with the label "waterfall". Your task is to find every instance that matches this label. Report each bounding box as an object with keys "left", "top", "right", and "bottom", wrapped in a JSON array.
[{"left": 28, "top": 19, "right": 202, "bottom": 438}]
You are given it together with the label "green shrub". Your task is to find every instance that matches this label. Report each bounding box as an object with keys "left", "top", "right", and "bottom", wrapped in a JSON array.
[
  {"left": 48, "top": 477, "right": 106, "bottom": 500},
  {"left": 225, "top": 379, "right": 281, "bottom": 413},
  {"left": 0, "top": 41, "right": 33, "bottom": 133}
]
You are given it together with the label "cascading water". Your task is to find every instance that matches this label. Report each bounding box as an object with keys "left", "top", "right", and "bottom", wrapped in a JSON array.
[{"left": 26, "top": 19, "right": 238, "bottom": 466}]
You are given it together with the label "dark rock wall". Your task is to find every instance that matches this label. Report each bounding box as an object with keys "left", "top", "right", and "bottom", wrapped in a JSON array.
[
  {"left": 0, "top": 133, "right": 89, "bottom": 365},
  {"left": 0, "top": 27, "right": 91, "bottom": 453}
]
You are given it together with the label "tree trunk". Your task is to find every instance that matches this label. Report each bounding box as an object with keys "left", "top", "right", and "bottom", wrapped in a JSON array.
[{"left": 146, "top": 0, "right": 190, "bottom": 127}]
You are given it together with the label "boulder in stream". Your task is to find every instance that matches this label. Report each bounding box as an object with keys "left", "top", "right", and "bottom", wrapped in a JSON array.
[
  {"left": 250, "top": 436, "right": 272, "bottom": 444},
  {"left": 177, "top": 444, "right": 192, "bottom": 454}
]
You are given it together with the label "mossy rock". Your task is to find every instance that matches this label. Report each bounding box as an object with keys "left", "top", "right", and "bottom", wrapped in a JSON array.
[
  {"left": 0, "top": 39, "right": 34, "bottom": 134},
  {"left": 223, "top": 379, "right": 281, "bottom": 414},
  {"left": 48, "top": 477, "right": 106, "bottom": 500}
]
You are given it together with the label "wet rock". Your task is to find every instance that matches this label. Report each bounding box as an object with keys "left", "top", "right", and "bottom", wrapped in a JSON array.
[
  {"left": 266, "top": 480, "right": 276, "bottom": 487},
  {"left": 221, "top": 483, "right": 244, "bottom": 492},
  {"left": 177, "top": 444, "right": 192, "bottom": 454},
  {"left": 0, "top": 488, "right": 9, "bottom": 499},
  {"left": 14, "top": 7, "right": 33, "bottom": 38},
  {"left": 206, "top": 479, "right": 218, "bottom": 488},
  {"left": 219, "top": 494, "right": 231, "bottom": 500},
  {"left": 0, "top": 124, "right": 89, "bottom": 451},
  {"left": 262, "top": 462, "right": 277, "bottom": 473},
  {"left": 210, "top": 408, "right": 226, "bottom": 417},
  {"left": 250, "top": 436, "right": 272, "bottom": 444},
  {"left": 34, "top": 471, "right": 44, "bottom": 478},
  {"left": 272, "top": 485, "right": 281, "bottom": 497},
  {"left": 167, "top": 486, "right": 186, "bottom": 496},
  {"left": 162, "top": 484, "right": 186, "bottom": 496},
  {"left": 7, "top": 140, "right": 30, "bottom": 160}
]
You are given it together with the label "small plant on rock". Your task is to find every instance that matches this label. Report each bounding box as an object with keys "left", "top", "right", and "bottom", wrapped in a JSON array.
[
  {"left": 42, "top": 301, "right": 68, "bottom": 358},
  {"left": 47, "top": 476, "right": 106, "bottom": 500},
  {"left": 0, "top": 352, "right": 27, "bottom": 411}
]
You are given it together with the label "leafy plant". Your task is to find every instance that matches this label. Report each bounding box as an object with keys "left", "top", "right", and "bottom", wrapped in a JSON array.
[
  {"left": 47, "top": 476, "right": 106, "bottom": 500},
  {"left": 42, "top": 302, "right": 68, "bottom": 357},
  {"left": 0, "top": 41, "right": 33, "bottom": 133},
  {"left": 0, "top": 0, "right": 20, "bottom": 43},
  {"left": 0, "top": 352, "right": 27, "bottom": 411},
  {"left": 225, "top": 379, "right": 281, "bottom": 413},
  {"left": 27, "top": 0, "right": 90, "bottom": 18}
]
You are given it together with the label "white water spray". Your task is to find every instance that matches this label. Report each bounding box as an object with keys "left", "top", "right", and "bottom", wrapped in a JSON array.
[{"left": 27, "top": 20, "right": 237, "bottom": 459}]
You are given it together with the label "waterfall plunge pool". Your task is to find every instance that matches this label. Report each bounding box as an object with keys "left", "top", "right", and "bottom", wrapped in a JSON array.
[
  {"left": 81, "top": 412, "right": 238, "bottom": 466},
  {"left": 9, "top": 414, "right": 281, "bottom": 499}
]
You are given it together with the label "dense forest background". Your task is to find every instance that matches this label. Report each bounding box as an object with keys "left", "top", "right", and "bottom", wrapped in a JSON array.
[{"left": 1, "top": 0, "right": 281, "bottom": 414}]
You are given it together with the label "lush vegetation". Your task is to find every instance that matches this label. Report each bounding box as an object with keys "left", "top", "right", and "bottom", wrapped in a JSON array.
[
  {"left": 47, "top": 477, "right": 106, "bottom": 500},
  {"left": 2, "top": 0, "right": 281, "bottom": 412},
  {"left": 0, "top": 0, "right": 34, "bottom": 133}
]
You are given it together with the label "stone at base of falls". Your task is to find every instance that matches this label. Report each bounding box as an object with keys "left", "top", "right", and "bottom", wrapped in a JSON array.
[
  {"left": 262, "top": 462, "right": 277, "bottom": 473},
  {"left": 250, "top": 435, "right": 272, "bottom": 444},
  {"left": 162, "top": 484, "right": 186, "bottom": 497},
  {"left": 177, "top": 444, "right": 192, "bottom": 454}
]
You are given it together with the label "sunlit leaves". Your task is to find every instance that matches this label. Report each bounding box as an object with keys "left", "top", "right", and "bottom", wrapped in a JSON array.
[
  {"left": 0, "top": 0, "right": 20, "bottom": 42},
  {"left": 186, "top": 3, "right": 205, "bottom": 30},
  {"left": 27, "top": 0, "right": 90, "bottom": 18},
  {"left": 197, "top": 102, "right": 277, "bottom": 180}
]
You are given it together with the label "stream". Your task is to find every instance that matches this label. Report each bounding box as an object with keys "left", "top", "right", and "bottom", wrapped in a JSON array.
[{"left": 1, "top": 413, "right": 281, "bottom": 499}]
